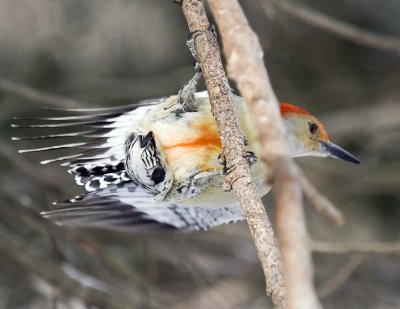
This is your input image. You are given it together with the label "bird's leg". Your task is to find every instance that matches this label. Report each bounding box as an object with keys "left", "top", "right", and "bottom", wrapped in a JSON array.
[
  {"left": 177, "top": 71, "right": 202, "bottom": 112},
  {"left": 177, "top": 25, "right": 217, "bottom": 112}
]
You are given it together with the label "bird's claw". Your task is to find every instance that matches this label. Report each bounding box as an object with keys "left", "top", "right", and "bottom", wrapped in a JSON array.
[
  {"left": 244, "top": 151, "right": 257, "bottom": 166},
  {"left": 218, "top": 153, "right": 226, "bottom": 166},
  {"left": 219, "top": 151, "right": 257, "bottom": 175},
  {"left": 209, "top": 24, "right": 217, "bottom": 39},
  {"left": 218, "top": 153, "right": 234, "bottom": 175},
  {"left": 187, "top": 24, "right": 217, "bottom": 71}
]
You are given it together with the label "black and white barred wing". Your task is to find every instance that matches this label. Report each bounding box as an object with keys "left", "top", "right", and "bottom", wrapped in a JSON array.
[
  {"left": 41, "top": 181, "right": 245, "bottom": 232},
  {"left": 13, "top": 99, "right": 161, "bottom": 191}
]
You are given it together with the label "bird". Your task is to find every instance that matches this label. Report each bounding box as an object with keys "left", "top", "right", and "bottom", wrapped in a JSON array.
[{"left": 13, "top": 84, "right": 360, "bottom": 233}]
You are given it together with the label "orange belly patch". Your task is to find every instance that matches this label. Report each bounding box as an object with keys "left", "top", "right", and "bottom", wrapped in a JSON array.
[
  {"left": 163, "top": 123, "right": 221, "bottom": 151},
  {"left": 157, "top": 121, "right": 222, "bottom": 176}
]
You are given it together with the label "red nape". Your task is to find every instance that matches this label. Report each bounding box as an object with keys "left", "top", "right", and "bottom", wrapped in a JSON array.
[{"left": 279, "top": 103, "right": 312, "bottom": 117}]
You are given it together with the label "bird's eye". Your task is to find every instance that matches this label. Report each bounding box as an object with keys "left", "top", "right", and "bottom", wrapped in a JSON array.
[{"left": 309, "top": 122, "right": 318, "bottom": 134}]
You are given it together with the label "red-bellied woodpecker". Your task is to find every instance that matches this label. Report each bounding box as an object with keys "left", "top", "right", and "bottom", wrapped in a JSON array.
[
  {"left": 14, "top": 25, "right": 360, "bottom": 232},
  {"left": 13, "top": 86, "right": 360, "bottom": 232}
]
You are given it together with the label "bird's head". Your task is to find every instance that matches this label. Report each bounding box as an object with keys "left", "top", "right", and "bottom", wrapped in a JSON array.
[{"left": 280, "top": 103, "right": 360, "bottom": 164}]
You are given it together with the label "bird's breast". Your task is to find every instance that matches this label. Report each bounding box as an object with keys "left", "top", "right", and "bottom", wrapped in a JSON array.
[
  {"left": 148, "top": 108, "right": 223, "bottom": 181},
  {"left": 143, "top": 94, "right": 267, "bottom": 203}
]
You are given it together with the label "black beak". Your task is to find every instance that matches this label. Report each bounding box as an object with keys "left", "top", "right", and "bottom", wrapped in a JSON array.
[{"left": 320, "top": 141, "right": 360, "bottom": 165}]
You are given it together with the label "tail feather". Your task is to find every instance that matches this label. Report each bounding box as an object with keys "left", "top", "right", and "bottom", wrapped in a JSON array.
[
  {"left": 13, "top": 111, "right": 125, "bottom": 121},
  {"left": 13, "top": 100, "right": 164, "bottom": 191},
  {"left": 42, "top": 99, "right": 160, "bottom": 113},
  {"left": 11, "top": 120, "right": 109, "bottom": 128},
  {"left": 11, "top": 130, "right": 96, "bottom": 140},
  {"left": 19, "top": 142, "right": 92, "bottom": 153},
  {"left": 41, "top": 149, "right": 109, "bottom": 165}
]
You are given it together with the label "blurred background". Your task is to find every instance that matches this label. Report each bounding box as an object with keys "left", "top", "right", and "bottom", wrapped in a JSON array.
[{"left": 0, "top": 0, "right": 399, "bottom": 308}]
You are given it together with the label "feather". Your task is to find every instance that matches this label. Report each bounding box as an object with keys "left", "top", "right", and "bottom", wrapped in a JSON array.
[
  {"left": 40, "top": 148, "right": 108, "bottom": 165},
  {"left": 19, "top": 142, "right": 91, "bottom": 153},
  {"left": 11, "top": 130, "right": 96, "bottom": 140},
  {"left": 11, "top": 121, "right": 104, "bottom": 128},
  {"left": 14, "top": 101, "right": 157, "bottom": 180},
  {"left": 18, "top": 138, "right": 122, "bottom": 153},
  {"left": 41, "top": 182, "right": 245, "bottom": 232},
  {"left": 13, "top": 112, "right": 124, "bottom": 121},
  {"left": 41, "top": 98, "right": 162, "bottom": 113}
]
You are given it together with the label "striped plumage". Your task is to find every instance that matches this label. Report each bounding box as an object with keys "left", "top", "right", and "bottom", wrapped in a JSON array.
[
  {"left": 14, "top": 91, "right": 360, "bottom": 232},
  {"left": 42, "top": 181, "right": 245, "bottom": 232},
  {"left": 14, "top": 92, "right": 252, "bottom": 231}
]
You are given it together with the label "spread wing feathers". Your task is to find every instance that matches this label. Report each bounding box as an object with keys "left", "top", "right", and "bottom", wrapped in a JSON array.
[
  {"left": 13, "top": 98, "right": 164, "bottom": 187},
  {"left": 41, "top": 182, "right": 245, "bottom": 232},
  {"left": 79, "top": 170, "right": 131, "bottom": 192}
]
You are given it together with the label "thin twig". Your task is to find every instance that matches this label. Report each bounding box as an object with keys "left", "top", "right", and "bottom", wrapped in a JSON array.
[
  {"left": 301, "top": 172, "right": 344, "bottom": 226},
  {"left": 180, "top": 0, "right": 288, "bottom": 307},
  {"left": 317, "top": 254, "right": 364, "bottom": 298},
  {"left": 207, "top": 0, "right": 320, "bottom": 308},
  {"left": 262, "top": 0, "right": 400, "bottom": 56},
  {"left": 0, "top": 77, "right": 87, "bottom": 108},
  {"left": 311, "top": 240, "right": 400, "bottom": 254}
]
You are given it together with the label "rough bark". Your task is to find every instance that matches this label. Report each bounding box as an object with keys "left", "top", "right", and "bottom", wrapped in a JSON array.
[
  {"left": 180, "top": 0, "right": 288, "bottom": 307},
  {"left": 204, "top": 0, "right": 321, "bottom": 308}
]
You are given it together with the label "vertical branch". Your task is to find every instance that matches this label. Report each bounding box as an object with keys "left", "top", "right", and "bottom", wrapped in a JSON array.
[
  {"left": 207, "top": 0, "right": 321, "bottom": 308},
  {"left": 180, "top": 0, "right": 287, "bottom": 307}
]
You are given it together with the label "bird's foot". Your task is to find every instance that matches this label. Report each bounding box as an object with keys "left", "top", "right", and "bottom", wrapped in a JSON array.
[
  {"left": 187, "top": 24, "right": 217, "bottom": 72},
  {"left": 244, "top": 151, "right": 258, "bottom": 166},
  {"left": 177, "top": 71, "right": 203, "bottom": 112},
  {"left": 219, "top": 151, "right": 257, "bottom": 176}
]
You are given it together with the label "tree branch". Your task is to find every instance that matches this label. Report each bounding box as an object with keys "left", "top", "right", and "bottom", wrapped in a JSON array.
[
  {"left": 301, "top": 172, "right": 344, "bottom": 226},
  {"left": 206, "top": 0, "right": 321, "bottom": 308},
  {"left": 262, "top": 0, "right": 400, "bottom": 56},
  {"left": 180, "top": 0, "right": 288, "bottom": 307},
  {"left": 311, "top": 240, "right": 400, "bottom": 254},
  {"left": 0, "top": 77, "right": 84, "bottom": 108},
  {"left": 317, "top": 254, "right": 364, "bottom": 298}
]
